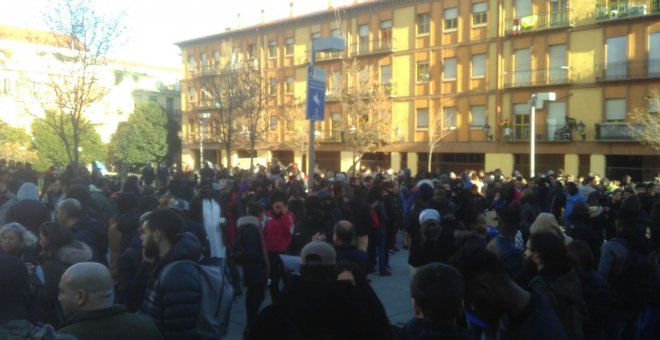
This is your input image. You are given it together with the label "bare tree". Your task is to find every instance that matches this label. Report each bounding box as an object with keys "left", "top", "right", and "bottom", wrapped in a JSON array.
[
  {"left": 628, "top": 90, "right": 660, "bottom": 151},
  {"left": 234, "top": 64, "right": 270, "bottom": 169},
  {"left": 336, "top": 59, "right": 393, "bottom": 172},
  {"left": 427, "top": 109, "right": 456, "bottom": 172},
  {"left": 30, "top": 0, "right": 124, "bottom": 166},
  {"left": 198, "top": 61, "right": 258, "bottom": 168},
  {"left": 284, "top": 99, "right": 317, "bottom": 170}
]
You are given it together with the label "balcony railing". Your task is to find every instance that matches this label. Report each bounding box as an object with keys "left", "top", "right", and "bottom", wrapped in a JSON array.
[
  {"left": 595, "top": 122, "right": 645, "bottom": 141},
  {"left": 503, "top": 68, "right": 571, "bottom": 88},
  {"left": 501, "top": 123, "right": 574, "bottom": 142},
  {"left": 596, "top": 1, "right": 660, "bottom": 21},
  {"left": 326, "top": 83, "right": 396, "bottom": 101},
  {"left": 505, "top": 9, "right": 574, "bottom": 36},
  {"left": 318, "top": 129, "right": 343, "bottom": 143},
  {"left": 350, "top": 38, "right": 395, "bottom": 56},
  {"left": 315, "top": 51, "right": 345, "bottom": 62},
  {"left": 596, "top": 59, "right": 660, "bottom": 81}
]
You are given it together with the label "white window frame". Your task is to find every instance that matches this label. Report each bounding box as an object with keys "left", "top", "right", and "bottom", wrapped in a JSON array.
[
  {"left": 444, "top": 8, "right": 458, "bottom": 31},
  {"left": 605, "top": 99, "right": 626, "bottom": 122},
  {"left": 443, "top": 107, "right": 457, "bottom": 129},
  {"left": 285, "top": 37, "right": 294, "bottom": 56},
  {"left": 417, "top": 13, "right": 430, "bottom": 35},
  {"left": 472, "top": 2, "right": 488, "bottom": 26},
  {"left": 268, "top": 41, "right": 277, "bottom": 59},
  {"left": 443, "top": 58, "right": 457, "bottom": 80},
  {"left": 417, "top": 61, "right": 430, "bottom": 83}
]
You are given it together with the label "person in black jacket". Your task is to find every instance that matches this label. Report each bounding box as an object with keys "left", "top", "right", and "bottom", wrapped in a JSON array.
[
  {"left": 139, "top": 208, "right": 202, "bottom": 340},
  {"left": 400, "top": 263, "right": 469, "bottom": 340},
  {"left": 333, "top": 220, "right": 370, "bottom": 275},
  {"left": 235, "top": 208, "right": 269, "bottom": 337}
]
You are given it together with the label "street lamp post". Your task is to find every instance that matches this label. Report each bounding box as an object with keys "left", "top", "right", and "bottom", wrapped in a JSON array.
[
  {"left": 529, "top": 92, "right": 556, "bottom": 178},
  {"left": 307, "top": 37, "right": 345, "bottom": 181}
]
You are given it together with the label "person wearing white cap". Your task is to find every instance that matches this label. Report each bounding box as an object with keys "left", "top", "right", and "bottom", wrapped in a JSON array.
[{"left": 408, "top": 208, "right": 456, "bottom": 278}]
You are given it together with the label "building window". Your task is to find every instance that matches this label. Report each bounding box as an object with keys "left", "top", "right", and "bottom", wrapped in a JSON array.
[
  {"left": 200, "top": 53, "right": 208, "bottom": 72},
  {"left": 418, "top": 13, "right": 430, "bottom": 35},
  {"left": 550, "top": 0, "right": 568, "bottom": 26},
  {"left": 270, "top": 116, "right": 278, "bottom": 129},
  {"left": 187, "top": 86, "right": 195, "bottom": 102},
  {"left": 473, "top": 3, "right": 487, "bottom": 26},
  {"left": 269, "top": 78, "right": 277, "bottom": 96},
  {"left": 472, "top": 54, "right": 486, "bottom": 78},
  {"left": 515, "top": 0, "right": 532, "bottom": 17},
  {"left": 549, "top": 44, "right": 567, "bottom": 82},
  {"left": 358, "top": 25, "right": 369, "bottom": 53},
  {"left": 605, "top": 99, "right": 626, "bottom": 122},
  {"left": 513, "top": 103, "right": 529, "bottom": 139},
  {"left": 514, "top": 48, "right": 531, "bottom": 85},
  {"left": 268, "top": 41, "right": 277, "bottom": 59},
  {"left": 651, "top": 33, "right": 660, "bottom": 75},
  {"left": 285, "top": 76, "right": 294, "bottom": 94},
  {"left": 380, "top": 20, "right": 392, "bottom": 47},
  {"left": 444, "top": 107, "right": 457, "bottom": 129},
  {"left": 381, "top": 65, "right": 392, "bottom": 84},
  {"left": 213, "top": 51, "right": 221, "bottom": 67},
  {"left": 247, "top": 45, "right": 256, "bottom": 59},
  {"left": 285, "top": 37, "right": 294, "bottom": 56},
  {"left": 417, "top": 61, "right": 430, "bottom": 82},
  {"left": 444, "top": 8, "right": 458, "bottom": 30},
  {"left": 187, "top": 56, "right": 196, "bottom": 72},
  {"left": 443, "top": 58, "right": 457, "bottom": 80},
  {"left": 416, "top": 108, "right": 429, "bottom": 129},
  {"left": 331, "top": 71, "right": 341, "bottom": 94},
  {"left": 311, "top": 32, "right": 321, "bottom": 40},
  {"left": 471, "top": 106, "right": 486, "bottom": 127},
  {"left": 331, "top": 28, "right": 341, "bottom": 38},
  {"left": 606, "top": 36, "right": 627, "bottom": 79}
]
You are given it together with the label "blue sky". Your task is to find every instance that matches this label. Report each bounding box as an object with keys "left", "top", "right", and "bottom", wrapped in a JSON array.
[{"left": 0, "top": 0, "right": 355, "bottom": 67}]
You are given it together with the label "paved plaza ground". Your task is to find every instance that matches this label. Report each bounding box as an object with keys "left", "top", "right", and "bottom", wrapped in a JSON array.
[{"left": 226, "top": 237, "right": 413, "bottom": 338}]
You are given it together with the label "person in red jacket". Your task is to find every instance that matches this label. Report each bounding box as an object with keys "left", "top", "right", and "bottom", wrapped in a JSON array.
[{"left": 263, "top": 192, "right": 295, "bottom": 303}]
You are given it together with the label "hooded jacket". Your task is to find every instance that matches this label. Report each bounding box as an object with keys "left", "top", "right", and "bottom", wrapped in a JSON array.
[
  {"left": 236, "top": 216, "right": 268, "bottom": 286},
  {"left": 529, "top": 267, "right": 585, "bottom": 340},
  {"left": 140, "top": 232, "right": 203, "bottom": 340},
  {"left": 7, "top": 183, "right": 50, "bottom": 234},
  {"left": 34, "top": 241, "right": 93, "bottom": 326}
]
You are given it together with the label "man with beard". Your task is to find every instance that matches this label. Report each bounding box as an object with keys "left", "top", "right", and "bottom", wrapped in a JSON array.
[{"left": 139, "top": 208, "right": 203, "bottom": 339}]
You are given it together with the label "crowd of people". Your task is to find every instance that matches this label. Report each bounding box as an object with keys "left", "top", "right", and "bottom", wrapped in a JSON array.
[{"left": 0, "top": 157, "right": 659, "bottom": 339}]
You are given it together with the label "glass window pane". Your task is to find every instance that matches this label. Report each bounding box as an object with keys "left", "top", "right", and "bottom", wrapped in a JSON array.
[
  {"left": 515, "top": 0, "right": 532, "bottom": 17},
  {"left": 472, "top": 54, "right": 486, "bottom": 77},
  {"left": 649, "top": 33, "right": 660, "bottom": 75},
  {"left": 417, "top": 108, "right": 429, "bottom": 129},
  {"left": 606, "top": 36, "right": 627, "bottom": 79},
  {"left": 473, "top": 2, "right": 487, "bottom": 12},
  {"left": 444, "top": 58, "right": 457, "bottom": 79},
  {"left": 605, "top": 99, "right": 626, "bottom": 121},
  {"left": 444, "top": 107, "right": 457, "bottom": 128},
  {"left": 471, "top": 106, "right": 486, "bottom": 127}
]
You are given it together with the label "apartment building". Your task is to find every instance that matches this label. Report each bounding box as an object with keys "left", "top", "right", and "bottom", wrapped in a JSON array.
[{"left": 176, "top": 0, "right": 660, "bottom": 180}]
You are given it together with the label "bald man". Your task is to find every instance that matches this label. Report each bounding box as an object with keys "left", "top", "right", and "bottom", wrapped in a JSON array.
[
  {"left": 333, "top": 220, "right": 370, "bottom": 275},
  {"left": 56, "top": 198, "right": 107, "bottom": 263},
  {"left": 58, "top": 262, "right": 161, "bottom": 340}
]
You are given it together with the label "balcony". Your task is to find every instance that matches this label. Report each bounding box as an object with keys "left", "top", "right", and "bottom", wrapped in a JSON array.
[
  {"left": 350, "top": 38, "right": 395, "bottom": 56},
  {"left": 318, "top": 129, "right": 342, "bottom": 143},
  {"left": 505, "top": 9, "right": 574, "bottom": 36},
  {"left": 596, "top": 1, "right": 660, "bottom": 21},
  {"left": 501, "top": 122, "right": 575, "bottom": 142},
  {"left": 595, "top": 122, "right": 645, "bottom": 141},
  {"left": 596, "top": 59, "right": 660, "bottom": 81},
  {"left": 503, "top": 68, "right": 571, "bottom": 88},
  {"left": 315, "top": 51, "right": 345, "bottom": 62}
]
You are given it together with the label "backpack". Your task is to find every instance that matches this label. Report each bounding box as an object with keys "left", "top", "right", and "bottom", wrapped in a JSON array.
[
  {"left": 158, "top": 260, "right": 233, "bottom": 339},
  {"left": 609, "top": 238, "right": 657, "bottom": 309}
]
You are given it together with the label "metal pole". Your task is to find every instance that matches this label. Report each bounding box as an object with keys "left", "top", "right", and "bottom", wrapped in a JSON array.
[
  {"left": 199, "top": 120, "right": 204, "bottom": 169},
  {"left": 308, "top": 48, "right": 316, "bottom": 181},
  {"left": 530, "top": 95, "right": 536, "bottom": 179}
]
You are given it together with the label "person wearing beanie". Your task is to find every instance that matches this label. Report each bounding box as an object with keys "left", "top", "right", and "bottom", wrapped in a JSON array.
[
  {"left": 251, "top": 241, "right": 394, "bottom": 339},
  {"left": 408, "top": 209, "right": 455, "bottom": 278}
]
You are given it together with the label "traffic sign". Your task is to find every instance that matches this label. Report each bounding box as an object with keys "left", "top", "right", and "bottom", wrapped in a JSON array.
[{"left": 306, "top": 66, "right": 327, "bottom": 121}]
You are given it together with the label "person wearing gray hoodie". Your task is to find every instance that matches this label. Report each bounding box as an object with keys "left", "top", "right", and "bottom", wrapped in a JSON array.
[{"left": 7, "top": 182, "right": 50, "bottom": 235}]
